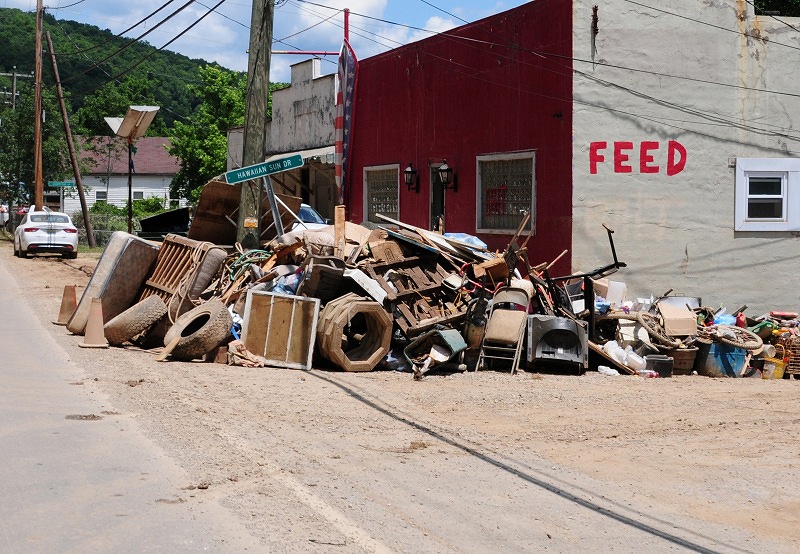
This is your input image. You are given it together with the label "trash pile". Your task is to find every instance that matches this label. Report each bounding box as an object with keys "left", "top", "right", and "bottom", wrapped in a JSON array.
[{"left": 53, "top": 181, "right": 800, "bottom": 381}]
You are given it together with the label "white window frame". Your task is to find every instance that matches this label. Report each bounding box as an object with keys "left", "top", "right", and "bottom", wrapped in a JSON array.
[
  {"left": 476, "top": 150, "right": 536, "bottom": 234},
  {"left": 133, "top": 191, "right": 144, "bottom": 200},
  {"left": 735, "top": 158, "right": 800, "bottom": 231},
  {"left": 362, "top": 164, "right": 400, "bottom": 224},
  {"left": 95, "top": 190, "right": 107, "bottom": 201}
]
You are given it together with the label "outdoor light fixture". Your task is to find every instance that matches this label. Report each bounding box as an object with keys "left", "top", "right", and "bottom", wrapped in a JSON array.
[
  {"left": 105, "top": 105, "right": 160, "bottom": 234},
  {"left": 439, "top": 160, "right": 457, "bottom": 192},
  {"left": 404, "top": 162, "right": 419, "bottom": 193}
]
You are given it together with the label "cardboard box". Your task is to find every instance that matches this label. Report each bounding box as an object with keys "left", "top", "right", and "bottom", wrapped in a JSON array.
[
  {"left": 658, "top": 303, "right": 697, "bottom": 336},
  {"left": 592, "top": 277, "right": 609, "bottom": 299}
]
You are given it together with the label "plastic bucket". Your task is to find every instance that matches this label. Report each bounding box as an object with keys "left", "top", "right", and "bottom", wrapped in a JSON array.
[
  {"left": 695, "top": 342, "right": 749, "bottom": 378},
  {"left": 762, "top": 357, "right": 786, "bottom": 380}
]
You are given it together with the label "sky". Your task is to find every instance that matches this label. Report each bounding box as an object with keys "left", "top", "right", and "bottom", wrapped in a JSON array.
[{"left": 4, "top": 0, "right": 529, "bottom": 82}]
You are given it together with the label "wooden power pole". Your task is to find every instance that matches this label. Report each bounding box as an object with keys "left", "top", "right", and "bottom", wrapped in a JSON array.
[
  {"left": 46, "top": 31, "right": 96, "bottom": 247},
  {"left": 33, "top": 0, "right": 44, "bottom": 211},
  {"left": 237, "top": 0, "right": 274, "bottom": 250}
]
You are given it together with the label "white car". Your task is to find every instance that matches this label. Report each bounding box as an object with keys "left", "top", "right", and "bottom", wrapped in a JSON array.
[
  {"left": 14, "top": 208, "right": 79, "bottom": 259},
  {"left": 291, "top": 203, "right": 332, "bottom": 231}
]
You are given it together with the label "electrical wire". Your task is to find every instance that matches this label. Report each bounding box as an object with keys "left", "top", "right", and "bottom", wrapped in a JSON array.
[
  {"left": 76, "top": 0, "right": 227, "bottom": 96},
  {"left": 60, "top": 0, "right": 198, "bottom": 84},
  {"left": 49, "top": 0, "right": 183, "bottom": 56}
]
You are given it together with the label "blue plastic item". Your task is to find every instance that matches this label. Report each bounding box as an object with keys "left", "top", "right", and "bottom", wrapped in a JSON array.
[
  {"left": 695, "top": 342, "right": 748, "bottom": 378},
  {"left": 443, "top": 233, "right": 488, "bottom": 250}
]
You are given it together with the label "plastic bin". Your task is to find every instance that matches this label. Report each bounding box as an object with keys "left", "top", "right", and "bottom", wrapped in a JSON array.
[
  {"left": 645, "top": 354, "right": 673, "bottom": 378},
  {"left": 695, "top": 342, "right": 749, "bottom": 378}
]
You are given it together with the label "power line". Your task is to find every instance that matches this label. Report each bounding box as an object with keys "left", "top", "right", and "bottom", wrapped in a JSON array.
[
  {"left": 51, "top": 0, "right": 183, "bottom": 57},
  {"left": 76, "top": 0, "right": 227, "bottom": 96},
  {"left": 60, "top": 0, "right": 198, "bottom": 84}
]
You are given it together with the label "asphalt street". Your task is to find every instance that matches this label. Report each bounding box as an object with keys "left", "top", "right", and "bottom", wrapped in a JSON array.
[{"left": 0, "top": 259, "right": 260, "bottom": 553}]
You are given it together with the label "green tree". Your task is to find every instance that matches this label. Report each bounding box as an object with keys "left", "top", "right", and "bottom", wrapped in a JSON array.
[
  {"left": 0, "top": 84, "right": 70, "bottom": 206},
  {"left": 167, "top": 65, "right": 247, "bottom": 202},
  {"left": 73, "top": 75, "right": 165, "bottom": 136}
]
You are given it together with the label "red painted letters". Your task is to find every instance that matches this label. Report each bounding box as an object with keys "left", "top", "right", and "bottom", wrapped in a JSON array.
[{"left": 589, "top": 140, "right": 686, "bottom": 175}]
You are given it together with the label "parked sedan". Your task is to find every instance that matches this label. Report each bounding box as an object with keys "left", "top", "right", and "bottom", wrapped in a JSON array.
[{"left": 13, "top": 208, "right": 79, "bottom": 259}]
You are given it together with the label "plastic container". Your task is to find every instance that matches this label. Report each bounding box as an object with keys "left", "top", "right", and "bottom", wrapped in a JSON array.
[
  {"left": 695, "top": 342, "right": 749, "bottom": 378},
  {"left": 762, "top": 345, "right": 786, "bottom": 380},
  {"left": 637, "top": 369, "right": 659, "bottom": 378},
  {"left": 645, "top": 354, "right": 674, "bottom": 378}
]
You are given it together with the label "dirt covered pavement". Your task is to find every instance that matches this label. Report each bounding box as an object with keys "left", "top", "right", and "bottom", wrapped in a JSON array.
[{"left": 2, "top": 238, "right": 800, "bottom": 553}]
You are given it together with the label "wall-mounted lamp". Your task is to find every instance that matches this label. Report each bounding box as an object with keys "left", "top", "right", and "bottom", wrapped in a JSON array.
[
  {"left": 439, "top": 160, "right": 457, "bottom": 193},
  {"left": 403, "top": 162, "right": 419, "bottom": 193}
]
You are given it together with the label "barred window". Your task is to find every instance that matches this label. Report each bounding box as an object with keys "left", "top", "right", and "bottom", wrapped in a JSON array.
[
  {"left": 477, "top": 152, "right": 535, "bottom": 233},
  {"left": 364, "top": 165, "right": 399, "bottom": 224}
]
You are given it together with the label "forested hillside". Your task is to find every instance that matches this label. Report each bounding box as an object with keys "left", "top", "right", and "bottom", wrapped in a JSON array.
[
  {"left": 0, "top": 7, "right": 286, "bottom": 204},
  {"left": 0, "top": 7, "right": 223, "bottom": 131}
]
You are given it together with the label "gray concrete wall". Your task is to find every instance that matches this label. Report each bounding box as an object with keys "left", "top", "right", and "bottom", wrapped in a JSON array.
[
  {"left": 267, "top": 58, "right": 335, "bottom": 154},
  {"left": 572, "top": 0, "right": 800, "bottom": 314}
]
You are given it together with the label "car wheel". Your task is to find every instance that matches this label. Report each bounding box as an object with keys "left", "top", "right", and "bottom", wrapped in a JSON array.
[
  {"left": 19, "top": 248, "right": 28, "bottom": 259},
  {"left": 63, "top": 251, "right": 78, "bottom": 260},
  {"left": 163, "top": 300, "right": 232, "bottom": 361},
  {"left": 104, "top": 296, "right": 168, "bottom": 346}
]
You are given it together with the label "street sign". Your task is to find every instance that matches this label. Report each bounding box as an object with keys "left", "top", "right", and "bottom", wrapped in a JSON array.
[
  {"left": 48, "top": 181, "right": 74, "bottom": 187},
  {"left": 225, "top": 154, "right": 304, "bottom": 184}
]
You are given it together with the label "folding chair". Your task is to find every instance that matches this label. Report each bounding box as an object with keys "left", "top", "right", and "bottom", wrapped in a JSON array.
[{"left": 477, "top": 286, "right": 531, "bottom": 374}]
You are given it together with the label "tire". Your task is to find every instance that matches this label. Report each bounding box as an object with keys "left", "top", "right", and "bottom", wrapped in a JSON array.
[
  {"left": 715, "top": 324, "right": 763, "bottom": 351},
  {"left": 19, "top": 248, "right": 27, "bottom": 259},
  {"left": 104, "top": 296, "right": 168, "bottom": 346},
  {"left": 163, "top": 299, "right": 232, "bottom": 361},
  {"left": 63, "top": 251, "right": 78, "bottom": 260}
]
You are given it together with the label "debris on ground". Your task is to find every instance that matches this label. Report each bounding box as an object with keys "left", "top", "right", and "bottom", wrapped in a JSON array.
[{"left": 55, "top": 179, "right": 800, "bottom": 382}]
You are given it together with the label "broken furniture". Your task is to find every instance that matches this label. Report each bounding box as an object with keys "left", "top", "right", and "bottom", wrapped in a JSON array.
[
  {"left": 137, "top": 234, "right": 227, "bottom": 321},
  {"left": 526, "top": 314, "right": 588, "bottom": 373},
  {"left": 364, "top": 252, "right": 471, "bottom": 337},
  {"left": 67, "top": 231, "right": 160, "bottom": 335},
  {"left": 477, "top": 286, "right": 531, "bottom": 374},
  {"left": 187, "top": 179, "right": 301, "bottom": 246},
  {"left": 403, "top": 328, "right": 468, "bottom": 379},
  {"left": 296, "top": 255, "right": 347, "bottom": 304},
  {"left": 316, "top": 293, "right": 392, "bottom": 372},
  {"left": 241, "top": 290, "right": 320, "bottom": 370}
]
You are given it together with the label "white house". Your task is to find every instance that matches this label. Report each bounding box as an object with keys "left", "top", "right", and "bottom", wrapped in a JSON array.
[{"left": 63, "top": 136, "right": 180, "bottom": 215}]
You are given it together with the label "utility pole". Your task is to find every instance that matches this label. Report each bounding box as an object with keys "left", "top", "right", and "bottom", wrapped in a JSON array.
[
  {"left": 0, "top": 68, "right": 34, "bottom": 110},
  {"left": 46, "top": 31, "right": 96, "bottom": 247},
  {"left": 33, "top": 0, "right": 44, "bottom": 211},
  {"left": 237, "top": 0, "right": 274, "bottom": 250}
]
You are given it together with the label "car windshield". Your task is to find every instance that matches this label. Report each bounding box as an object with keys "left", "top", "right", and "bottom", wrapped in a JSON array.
[
  {"left": 30, "top": 214, "right": 69, "bottom": 224},
  {"left": 298, "top": 205, "right": 326, "bottom": 224}
]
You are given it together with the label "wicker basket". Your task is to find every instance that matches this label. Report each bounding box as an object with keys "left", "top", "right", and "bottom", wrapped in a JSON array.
[
  {"left": 664, "top": 346, "right": 699, "bottom": 374},
  {"left": 782, "top": 337, "right": 800, "bottom": 376}
]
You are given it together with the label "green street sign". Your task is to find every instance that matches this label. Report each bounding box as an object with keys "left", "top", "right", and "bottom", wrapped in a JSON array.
[
  {"left": 225, "top": 154, "right": 304, "bottom": 184},
  {"left": 48, "top": 181, "right": 74, "bottom": 187}
]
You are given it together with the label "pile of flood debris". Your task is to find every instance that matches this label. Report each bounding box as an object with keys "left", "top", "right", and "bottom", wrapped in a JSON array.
[{"left": 56, "top": 182, "right": 800, "bottom": 380}]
